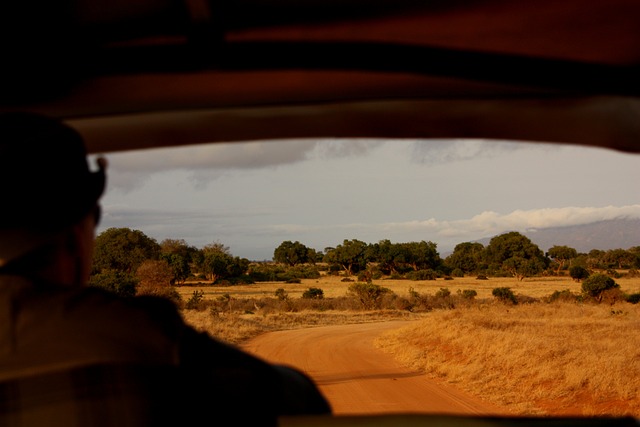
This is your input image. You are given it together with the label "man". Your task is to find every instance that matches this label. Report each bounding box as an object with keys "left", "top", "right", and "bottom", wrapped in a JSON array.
[{"left": 0, "top": 112, "right": 330, "bottom": 425}]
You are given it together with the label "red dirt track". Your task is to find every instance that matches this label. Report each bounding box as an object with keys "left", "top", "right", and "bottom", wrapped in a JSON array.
[{"left": 243, "top": 321, "right": 508, "bottom": 416}]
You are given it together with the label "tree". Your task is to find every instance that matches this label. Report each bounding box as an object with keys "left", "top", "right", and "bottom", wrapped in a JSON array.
[
  {"left": 160, "top": 238, "right": 198, "bottom": 284},
  {"left": 89, "top": 271, "right": 138, "bottom": 297},
  {"left": 401, "top": 241, "right": 441, "bottom": 271},
  {"left": 323, "top": 239, "right": 370, "bottom": 276},
  {"left": 273, "top": 241, "right": 314, "bottom": 266},
  {"left": 582, "top": 273, "right": 619, "bottom": 301},
  {"left": 366, "top": 239, "right": 405, "bottom": 274},
  {"left": 484, "top": 232, "right": 547, "bottom": 280},
  {"left": 198, "top": 242, "right": 249, "bottom": 282},
  {"left": 629, "top": 246, "right": 640, "bottom": 269},
  {"left": 135, "top": 259, "right": 182, "bottom": 304},
  {"left": 92, "top": 227, "right": 160, "bottom": 274},
  {"left": 136, "top": 259, "right": 174, "bottom": 289},
  {"left": 445, "top": 242, "right": 485, "bottom": 274},
  {"left": 201, "top": 251, "right": 233, "bottom": 282},
  {"left": 546, "top": 245, "right": 578, "bottom": 275},
  {"left": 569, "top": 265, "right": 590, "bottom": 281},
  {"left": 602, "top": 248, "right": 637, "bottom": 269}
]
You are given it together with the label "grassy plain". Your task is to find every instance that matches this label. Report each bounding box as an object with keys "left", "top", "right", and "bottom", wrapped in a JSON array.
[
  {"left": 177, "top": 274, "right": 640, "bottom": 301},
  {"left": 177, "top": 274, "right": 640, "bottom": 417}
]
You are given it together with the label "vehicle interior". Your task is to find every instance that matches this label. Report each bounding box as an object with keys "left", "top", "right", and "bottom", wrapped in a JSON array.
[{"left": 2, "top": 0, "right": 639, "bottom": 425}]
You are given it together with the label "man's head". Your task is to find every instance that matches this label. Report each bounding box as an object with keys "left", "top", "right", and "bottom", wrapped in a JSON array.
[{"left": 0, "top": 112, "right": 106, "bottom": 269}]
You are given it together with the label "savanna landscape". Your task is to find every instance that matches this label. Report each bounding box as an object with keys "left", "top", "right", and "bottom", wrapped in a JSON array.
[
  {"left": 176, "top": 274, "right": 640, "bottom": 417},
  {"left": 89, "top": 227, "right": 640, "bottom": 418}
]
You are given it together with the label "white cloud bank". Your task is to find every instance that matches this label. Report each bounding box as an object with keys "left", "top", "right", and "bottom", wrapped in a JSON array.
[
  {"left": 266, "top": 205, "right": 640, "bottom": 249},
  {"left": 385, "top": 205, "right": 640, "bottom": 238}
]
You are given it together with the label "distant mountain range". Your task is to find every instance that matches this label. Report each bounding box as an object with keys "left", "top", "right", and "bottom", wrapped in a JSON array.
[{"left": 475, "top": 218, "right": 640, "bottom": 253}]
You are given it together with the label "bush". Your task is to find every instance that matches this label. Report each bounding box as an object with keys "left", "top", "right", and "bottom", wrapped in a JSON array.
[
  {"left": 348, "top": 282, "right": 392, "bottom": 309},
  {"left": 248, "top": 263, "right": 320, "bottom": 282},
  {"left": 547, "top": 289, "right": 580, "bottom": 303},
  {"left": 581, "top": 273, "right": 619, "bottom": 301},
  {"left": 626, "top": 269, "right": 639, "bottom": 278},
  {"left": 626, "top": 293, "right": 640, "bottom": 304},
  {"left": 458, "top": 289, "right": 477, "bottom": 300},
  {"left": 137, "top": 284, "right": 183, "bottom": 307},
  {"left": 185, "top": 290, "right": 205, "bottom": 310},
  {"left": 606, "top": 268, "right": 622, "bottom": 279},
  {"left": 569, "top": 265, "right": 590, "bottom": 281},
  {"left": 274, "top": 288, "right": 288, "bottom": 301},
  {"left": 89, "top": 271, "right": 138, "bottom": 298},
  {"left": 451, "top": 268, "right": 465, "bottom": 278},
  {"left": 435, "top": 288, "right": 451, "bottom": 298},
  {"left": 492, "top": 287, "right": 517, "bottom": 304},
  {"left": 302, "top": 287, "right": 324, "bottom": 299},
  {"left": 406, "top": 269, "right": 437, "bottom": 281}
]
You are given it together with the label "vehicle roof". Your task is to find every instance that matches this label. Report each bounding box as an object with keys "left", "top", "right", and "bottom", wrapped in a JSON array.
[{"left": 1, "top": 0, "right": 639, "bottom": 154}]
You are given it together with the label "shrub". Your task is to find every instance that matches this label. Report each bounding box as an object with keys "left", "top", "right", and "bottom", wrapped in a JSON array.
[
  {"left": 89, "top": 271, "right": 138, "bottom": 298},
  {"left": 606, "top": 268, "right": 622, "bottom": 279},
  {"left": 348, "top": 282, "right": 392, "bottom": 309},
  {"left": 626, "top": 293, "right": 640, "bottom": 304},
  {"left": 547, "top": 289, "right": 580, "bottom": 303},
  {"left": 406, "top": 269, "right": 437, "bottom": 281},
  {"left": 137, "top": 284, "right": 183, "bottom": 307},
  {"left": 451, "top": 268, "right": 465, "bottom": 278},
  {"left": 569, "top": 265, "right": 590, "bottom": 281},
  {"left": 435, "top": 288, "right": 451, "bottom": 298},
  {"left": 492, "top": 287, "right": 517, "bottom": 304},
  {"left": 581, "top": 273, "right": 619, "bottom": 301},
  {"left": 626, "top": 269, "right": 639, "bottom": 278},
  {"left": 185, "top": 290, "right": 205, "bottom": 310},
  {"left": 458, "top": 289, "right": 477, "bottom": 300},
  {"left": 274, "top": 288, "right": 288, "bottom": 301},
  {"left": 302, "top": 287, "right": 324, "bottom": 299}
]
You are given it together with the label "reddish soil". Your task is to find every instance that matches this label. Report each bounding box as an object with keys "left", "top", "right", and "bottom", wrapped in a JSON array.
[{"left": 243, "top": 321, "right": 509, "bottom": 416}]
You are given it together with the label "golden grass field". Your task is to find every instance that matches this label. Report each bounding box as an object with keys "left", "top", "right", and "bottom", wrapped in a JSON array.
[
  {"left": 177, "top": 274, "right": 640, "bottom": 301},
  {"left": 177, "top": 274, "right": 640, "bottom": 417}
]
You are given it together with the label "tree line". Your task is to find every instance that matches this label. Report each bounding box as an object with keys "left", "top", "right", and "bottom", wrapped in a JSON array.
[{"left": 89, "top": 227, "right": 640, "bottom": 297}]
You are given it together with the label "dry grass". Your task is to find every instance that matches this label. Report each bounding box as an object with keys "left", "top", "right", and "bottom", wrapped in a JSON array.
[
  {"left": 181, "top": 309, "right": 421, "bottom": 344},
  {"left": 177, "top": 274, "right": 640, "bottom": 301},
  {"left": 177, "top": 274, "right": 640, "bottom": 416},
  {"left": 374, "top": 302, "right": 640, "bottom": 417}
]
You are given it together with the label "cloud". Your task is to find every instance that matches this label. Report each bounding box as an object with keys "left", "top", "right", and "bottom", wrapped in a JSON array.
[
  {"left": 261, "top": 205, "right": 640, "bottom": 249},
  {"left": 382, "top": 204, "right": 640, "bottom": 237},
  {"left": 97, "top": 138, "right": 389, "bottom": 192},
  {"left": 409, "top": 138, "right": 559, "bottom": 165}
]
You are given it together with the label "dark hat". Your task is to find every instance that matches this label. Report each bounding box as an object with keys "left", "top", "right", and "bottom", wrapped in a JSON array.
[{"left": 0, "top": 112, "right": 106, "bottom": 266}]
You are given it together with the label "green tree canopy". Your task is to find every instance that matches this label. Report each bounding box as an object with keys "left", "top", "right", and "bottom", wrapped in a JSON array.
[
  {"left": 159, "top": 239, "right": 199, "bottom": 284},
  {"left": 582, "top": 273, "right": 619, "bottom": 301},
  {"left": 366, "top": 239, "right": 405, "bottom": 274},
  {"left": 401, "top": 241, "right": 441, "bottom": 271},
  {"left": 197, "top": 242, "right": 249, "bottom": 282},
  {"left": 602, "top": 248, "right": 637, "bottom": 269},
  {"left": 546, "top": 245, "right": 578, "bottom": 274},
  {"left": 273, "top": 240, "right": 315, "bottom": 266},
  {"left": 444, "top": 242, "right": 485, "bottom": 274},
  {"left": 323, "top": 239, "right": 370, "bottom": 276},
  {"left": 92, "top": 227, "right": 160, "bottom": 274},
  {"left": 485, "top": 232, "right": 547, "bottom": 280}
]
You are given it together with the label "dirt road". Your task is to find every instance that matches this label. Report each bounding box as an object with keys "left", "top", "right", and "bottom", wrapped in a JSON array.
[{"left": 243, "top": 321, "right": 507, "bottom": 416}]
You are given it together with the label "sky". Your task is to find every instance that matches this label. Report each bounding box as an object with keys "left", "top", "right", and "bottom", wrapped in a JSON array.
[{"left": 94, "top": 138, "right": 640, "bottom": 261}]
